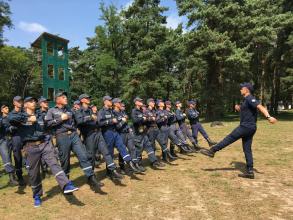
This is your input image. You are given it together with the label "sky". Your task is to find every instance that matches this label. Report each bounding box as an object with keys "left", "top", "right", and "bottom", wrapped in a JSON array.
[{"left": 3, "top": 0, "right": 187, "bottom": 49}]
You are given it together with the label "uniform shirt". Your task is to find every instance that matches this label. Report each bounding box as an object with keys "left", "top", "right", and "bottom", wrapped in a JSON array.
[
  {"left": 8, "top": 111, "right": 46, "bottom": 142},
  {"left": 8, "top": 109, "right": 24, "bottom": 135},
  {"left": 131, "top": 107, "right": 146, "bottom": 134},
  {"left": 74, "top": 107, "right": 98, "bottom": 137},
  {"left": 113, "top": 110, "right": 130, "bottom": 133},
  {"left": 240, "top": 95, "right": 260, "bottom": 129},
  {"left": 45, "top": 106, "right": 76, "bottom": 135},
  {"left": 0, "top": 116, "right": 10, "bottom": 139},
  {"left": 144, "top": 108, "right": 157, "bottom": 128},
  {"left": 156, "top": 109, "right": 168, "bottom": 128},
  {"left": 165, "top": 109, "right": 177, "bottom": 126},
  {"left": 98, "top": 107, "right": 116, "bottom": 132},
  {"left": 36, "top": 109, "right": 48, "bottom": 131},
  {"left": 186, "top": 108, "right": 199, "bottom": 125},
  {"left": 175, "top": 109, "right": 186, "bottom": 126}
]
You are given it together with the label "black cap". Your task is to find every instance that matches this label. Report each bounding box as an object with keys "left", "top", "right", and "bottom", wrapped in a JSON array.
[
  {"left": 175, "top": 100, "right": 181, "bottom": 105},
  {"left": 188, "top": 100, "right": 196, "bottom": 105},
  {"left": 133, "top": 97, "right": 143, "bottom": 103},
  {"left": 165, "top": 100, "right": 172, "bottom": 105},
  {"left": 112, "top": 98, "right": 122, "bottom": 104},
  {"left": 240, "top": 82, "right": 254, "bottom": 92},
  {"left": 13, "top": 96, "right": 22, "bottom": 102},
  {"left": 73, "top": 100, "right": 80, "bottom": 105},
  {"left": 147, "top": 98, "right": 155, "bottom": 104},
  {"left": 103, "top": 95, "right": 112, "bottom": 101},
  {"left": 156, "top": 99, "right": 164, "bottom": 105},
  {"left": 78, "top": 94, "right": 91, "bottom": 101},
  {"left": 55, "top": 91, "right": 67, "bottom": 98},
  {"left": 24, "top": 97, "right": 37, "bottom": 103},
  {"left": 38, "top": 96, "right": 48, "bottom": 104}
]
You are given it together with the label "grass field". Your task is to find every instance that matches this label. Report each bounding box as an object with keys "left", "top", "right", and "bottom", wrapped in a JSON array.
[{"left": 0, "top": 111, "right": 292, "bottom": 220}]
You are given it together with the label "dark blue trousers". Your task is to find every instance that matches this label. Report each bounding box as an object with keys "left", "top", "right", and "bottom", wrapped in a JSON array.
[
  {"left": 212, "top": 125, "right": 256, "bottom": 170},
  {"left": 56, "top": 132, "right": 94, "bottom": 177},
  {"left": 191, "top": 123, "right": 209, "bottom": 143},
  {"left": 0, "top": 138, "right": 15, "bottom": 173},
  {"left": 11, "top": 135, "right": 23, "bottom": 177},
  {"left": 102, "top": 130, "right": 131, "bottom": 162}
]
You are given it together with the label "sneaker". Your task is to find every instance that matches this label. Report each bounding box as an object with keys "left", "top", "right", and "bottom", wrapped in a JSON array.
[
  {"left": 63, "top": 181, "right": 79, "bottom": 194},
  {"left": 34, "top": 195, "right": 42, "bottom": 208}
]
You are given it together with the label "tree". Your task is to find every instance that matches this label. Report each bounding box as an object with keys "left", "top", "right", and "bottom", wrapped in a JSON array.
[{"left": 0, "top": 0, "right": 12, "bottom": 46}]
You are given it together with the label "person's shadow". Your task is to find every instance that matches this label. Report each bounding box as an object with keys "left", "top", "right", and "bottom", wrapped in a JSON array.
[{"left": 202, "top": 161, "right": 262, "bottom": 174}]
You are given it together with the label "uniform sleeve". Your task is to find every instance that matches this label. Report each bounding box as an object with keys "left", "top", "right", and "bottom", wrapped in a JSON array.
[
  {"left": 175, "top": 109, "right": 184, "bottom": 121},
  {"left": 45, "top": 108, "right": 63, "bottom": 128},
  {"left": 131, "top": 109, "right": 144, "bottom": 124},
  {"left": 247, "top": 96, "right": 260, "bottom": 109},
  {"left": 156, "top": 111, "right": 166, "bottom": 123},
  {"left": 74, "top": 110, "right": 92, "bottom": 126},
  {"left": 98, "top": 110, "right": 114, "bottom": 127},
  {"left": 8, "top": 112, "right": 27, "bottom": 126}
]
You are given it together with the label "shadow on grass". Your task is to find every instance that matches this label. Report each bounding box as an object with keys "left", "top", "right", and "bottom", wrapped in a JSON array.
[{"left": 202, "top": 161, "right": 262, "bottom": 174}]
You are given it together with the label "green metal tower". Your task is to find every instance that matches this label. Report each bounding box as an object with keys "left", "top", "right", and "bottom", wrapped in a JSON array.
[{"left": 31, "top": 32, "right": 70, "bottom": 106}]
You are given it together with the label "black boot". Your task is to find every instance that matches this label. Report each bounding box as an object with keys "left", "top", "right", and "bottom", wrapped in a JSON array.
[
  {"left": 170, "top": 145, "right": 178, "bottom": 158},
  {"left": 192, "top": 143, "right": 202, "bottom": 152},
  {"left": 107, "top": 169, "right": 124, "bottom": 180},
  {"left": 17, "top": 174, "right": 26, "bottom": 186},
  {"left": 207, "top": 138, "right": 217, "bottom": 147},
  {"left": 166, "top": 150, "right": 177, "bottom": 161},
  {"left": 88, "top": 175, "right": 104, "bottom": 187},
  {"left": 9, "top": 173, "right": 19, "bottom": 186},
  {"left": 135, "top": 162, "right": 146, "bottom": 172},
  {"left": 151, "top": 161, "right": 165, "bottom": 169},
  {"left": 184, "top": 144, "right": 194, "bottom": 153},
  {"left": 127, "top": 161, "right": 141, "bottom": 174},
  {"left": 162, "top": 151, "right": 168, "bottom": 162},
  {"left": 200, "top": 148, "right": 215, "bottom": 158},
  {"left": 238, "top": 168, "right": 255, "bottom": 179},
  {"left": 178, "top": 144, "right": 191, "bottom": 154}
]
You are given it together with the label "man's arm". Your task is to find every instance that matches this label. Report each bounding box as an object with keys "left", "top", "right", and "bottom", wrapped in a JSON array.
[{"left": 257, "top": 105, "right": 277, "bottom": 124}]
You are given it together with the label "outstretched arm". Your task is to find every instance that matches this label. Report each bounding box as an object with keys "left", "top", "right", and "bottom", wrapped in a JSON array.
[{"left": 257, "top": 105, "right": 277, "bottom": 124}]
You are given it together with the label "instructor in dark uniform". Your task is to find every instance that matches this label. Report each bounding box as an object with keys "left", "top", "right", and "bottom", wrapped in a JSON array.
[{"left": 200, "top": 83, "right": 277, "bottom": 179}]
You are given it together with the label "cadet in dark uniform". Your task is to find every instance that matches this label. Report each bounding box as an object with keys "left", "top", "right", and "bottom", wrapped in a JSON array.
[
  {"left": 11, "top": 97, "right": 78, "bottom": 207},
  {"left": 201, "top": 83, "right": 277, "bottom": 179},
  {"left": 175, "top": 101, "right": 196, "bottom": 152},
  {"left": 98, "top": 96, "right": 139, "bottom": 173},
  {"left": 155, "top": 100, "right": 177, "bottom": 162},
  {"left": 112, "top": 98, "right": 145, "bottom": 173},
  {"left": 8, "top": 96, "right": 25, "bottom": 185},
  {"left": 36, "top": 97, "right": 50, "bottom": 178},
  {"left": 144, "top": 98, "right": 173, "bottom": 164},
  {"left": 0, "top": 104, "right": 18, "bottom": 186},
  {"left": 131, "top": 97, "right": 163, "bottom": 169},
  {"left": 186, "top": 100, "right": 217, "bottom": 148},
  {"left": 74, "top": 94, "right": 123, "bottom": 180},
  {"left": 45, "top": 92, "right": 102, "bottom": 188},
  {"left": 164, "top": 101, "right": 191, "bottom": 157}
]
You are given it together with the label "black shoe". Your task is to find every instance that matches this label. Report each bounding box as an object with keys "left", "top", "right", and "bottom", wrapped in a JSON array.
[
  {"left": 119, "top": 167, "right": 127, "bottom": 175},
  {"left": 151, "top": 161, "right": 163, "bottom": 169},
  {"left": 127, "top": 161, "right": 141, "bottom": 174},
  {"left": 9, "top": 173, "right": 19, "bottom": 186},
  {"left": 166, "top": 151, "right": 177, "bottom": 161},
  {"left": 192, "top": 143, "right": 202, "bottom": 153},
  {"left": 184, "top": 144, "right": 194, "bottom": 153},
  {"left": 207, "top": 138, "right": 217, "bottom": 147},
  {"left": 107, "top": 169, "right": 124, "bottom": 180},
  {"left": 179, "top": 144, "right": 191, "bottom": 154},
  {"left": 88, "top": 175, "right": 104, "bottom": 187},
  {"left": 170, "top": 146, "right": 178, "bottom": 158},
  {"left": 135, "top": 163, "right": 146, "bottom": 172},
  {"left": 200, "top": 148, "right": 215, "bottom": 158},
  {"left": 238, "top": 171, "right": 255, "bottom": 179},
  {"left": 162, "top": 152, "right": 168, "bottom": 162}
]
